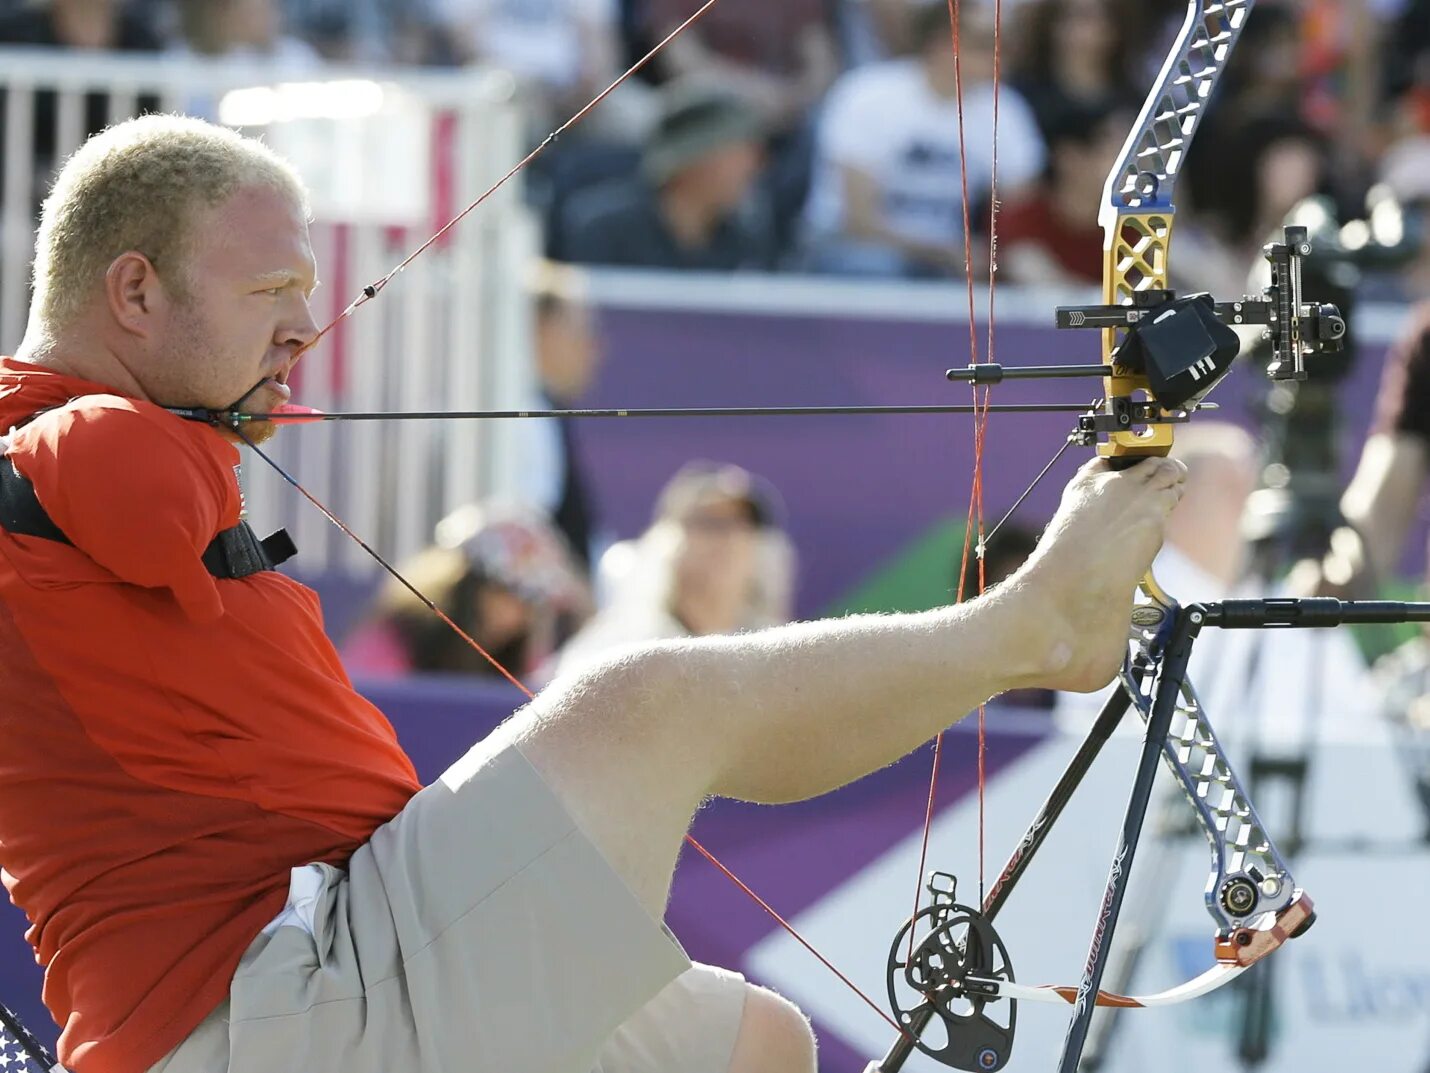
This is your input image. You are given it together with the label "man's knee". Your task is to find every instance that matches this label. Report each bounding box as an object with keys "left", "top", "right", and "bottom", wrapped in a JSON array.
[
  {"left": 501, "top": 646, "right": 706, "bottom": 916},
  {"left": 728, "top": 984, "right": 817, "bottom": 1073}
]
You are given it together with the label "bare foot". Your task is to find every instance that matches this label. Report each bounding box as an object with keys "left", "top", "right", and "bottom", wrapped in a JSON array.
[{"left": 1012, "top": 456, "right": 1187, "bottom": 692}]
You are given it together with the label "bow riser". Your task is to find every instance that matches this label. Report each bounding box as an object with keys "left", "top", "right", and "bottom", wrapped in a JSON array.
[{"left": 1100, "top": 0, "right": 1255, "bottom": 459}]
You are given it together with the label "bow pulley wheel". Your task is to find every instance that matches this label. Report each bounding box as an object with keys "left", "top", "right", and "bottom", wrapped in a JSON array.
[{"left": 884, "top": 873, "right": 1016, "bottom": 1071}]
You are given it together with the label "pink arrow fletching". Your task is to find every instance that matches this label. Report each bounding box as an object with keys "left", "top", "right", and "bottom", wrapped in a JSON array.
[{"left": 269, "top": 404, "right": 326, "bottom": 422}]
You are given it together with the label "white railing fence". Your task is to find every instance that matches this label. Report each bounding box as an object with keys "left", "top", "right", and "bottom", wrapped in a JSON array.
[{"left": 0, "top": 48, "right": 539, "bottom": 574}]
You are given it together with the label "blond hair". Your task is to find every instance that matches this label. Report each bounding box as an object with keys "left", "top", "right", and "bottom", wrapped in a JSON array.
[{"left": 32, "top": 114, "right": 309, "bottom": 327}]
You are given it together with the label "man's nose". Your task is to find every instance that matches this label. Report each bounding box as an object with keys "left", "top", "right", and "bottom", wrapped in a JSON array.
[{"left": 279, "top": 295, "right": 321, "bottom": 352}]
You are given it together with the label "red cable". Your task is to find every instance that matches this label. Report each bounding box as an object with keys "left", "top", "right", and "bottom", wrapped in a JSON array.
[
  {"left": 911, "top": 0, "right": 1000, "bottom": 935},
  {"left": 685, "top": 836, "right": 911, "bottom": 1039}
]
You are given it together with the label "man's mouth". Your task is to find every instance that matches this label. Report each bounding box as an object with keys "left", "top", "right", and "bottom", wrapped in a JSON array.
[{"left": 264, "top": 378, "right": 292, "bottom": 405}]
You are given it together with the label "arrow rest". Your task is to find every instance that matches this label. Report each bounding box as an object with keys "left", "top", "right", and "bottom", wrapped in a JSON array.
[{"left": 882, "top": 872, "right": 1016, "bottom": 1071}]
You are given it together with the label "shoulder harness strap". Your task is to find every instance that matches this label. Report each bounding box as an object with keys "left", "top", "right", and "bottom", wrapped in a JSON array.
[{"left": 0, "top": 448, "right": 296, "bottom": 580}]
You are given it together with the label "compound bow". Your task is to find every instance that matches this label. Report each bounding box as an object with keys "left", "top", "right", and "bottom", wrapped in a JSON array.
[{"left": 864, "top": 3, "right": 1428, "bottom": 1072}]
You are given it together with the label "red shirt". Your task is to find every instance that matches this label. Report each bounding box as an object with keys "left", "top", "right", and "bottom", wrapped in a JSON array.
[
  {"left": 0, "top": 358, "right": 421, "bottom": 1073},
  {"left": 999, "top": 192, "right": 1104, "bottom": 284},
  {"left": 644, "top": 0, "right": 828, "bottom": 76}
]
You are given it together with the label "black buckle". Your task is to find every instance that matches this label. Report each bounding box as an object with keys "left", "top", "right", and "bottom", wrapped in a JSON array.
[{"left": 201, "top": 524, "right": 297, "bottom": 579}]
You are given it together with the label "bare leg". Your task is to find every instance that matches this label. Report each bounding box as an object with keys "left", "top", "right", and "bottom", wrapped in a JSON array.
[
  {"left": 504, "top": 457, "right": 1184, "bottom": 917},
  {"left": 727, "top": 985, "right": 817, "bottom": 1073}
]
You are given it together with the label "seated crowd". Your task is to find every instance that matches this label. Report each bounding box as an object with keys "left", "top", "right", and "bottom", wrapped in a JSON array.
[
  {"left": 341, "top": 460, "right": 797, "bottom": 687},
  {"left": 3, "top": 0, "right": 1430, "bottom": 295}
]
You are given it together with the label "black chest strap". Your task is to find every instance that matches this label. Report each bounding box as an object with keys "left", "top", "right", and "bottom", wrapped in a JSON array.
[{"left": 0, "top": 457, "right": 296, "bottom": 579}]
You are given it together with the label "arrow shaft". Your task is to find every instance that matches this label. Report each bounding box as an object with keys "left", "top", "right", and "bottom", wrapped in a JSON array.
[{"left": 219, "top": 402, "right": 1100, "bottom": 423}]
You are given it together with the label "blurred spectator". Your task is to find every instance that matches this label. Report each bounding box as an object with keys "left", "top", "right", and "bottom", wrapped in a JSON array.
[
  {"left": 1386, "top": 0, "right": 1430, "bottom": 136},
  {"left": 641, "top": 0, "right": 837, "bottom": 135},
  {"left": 837, "top": 0, "right": 920, "bottom": 67},
  {"left": 800, "top": 3, "right": 1044, "bottom": 278},
  {"left": 1180, "top": 113, "right": 1328, "bottom": 296},
  {"left": 1007, "top": 0, "right": 1142, "bottom": 141},
  {"left": 640, "top": 0, "right": 837, "bottom": 240},
  {"left": 515, "top": 261, "right": 603, "bottom": 568},
  {"left": 1377, "top": 134, "right": 1430, "bottom": 297},
  {"left": 0, "top": 0, "right": 162, "bottom": 212},
  {"left": 432, "top": 0, "right": 653, "bottom": 139},
  {"left": 0, "top": 0, "right": 160, "bottom": 50},
  {"left": 343, "top": 502, "right": 591, "bottom": 681},
  {"left": 558, "top": 83, "right": 776, "bottom": 270},
  {"left": 1310, "top": 301, "right": 1430, "bottom": 596},
  {"left": 1297, "top": 0, "right": 1378, "bottom": 152},
  {"left": 554, "top": 461, "right": 795, "bottom": 675},
  {"left": 1212, "top": 4, "right": 1305, "bottom": 122},
  {"left": 1000, "top": 102, "right": 1132, "bottom": 286},
  {"left": 1160, "top": 423, "right": 1261, "bottom": 598},
  {"left": 1213, "top": 1, "right": 1377, "bottom": 191},
  {"left": 280, "top": 0, "right": 458, "bottom": 65},
  {"left": 171, "top": 0, "right": 320, "bottom": 64}
]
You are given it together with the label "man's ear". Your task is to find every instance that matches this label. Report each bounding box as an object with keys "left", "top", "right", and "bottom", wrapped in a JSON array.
[{"left": 104, "top": 251, "right": 164, "bottom": 338}]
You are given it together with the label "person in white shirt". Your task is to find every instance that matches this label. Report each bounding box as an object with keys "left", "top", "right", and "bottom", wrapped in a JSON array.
[
  {"left": 554, "top": 462, "right": 796, "bottom": 676},
  {"left": 801, "top": 3, "right": 1045, "bottom": 277},
  {"left": 432, "top": 0, "right": 654, "bottom": 140}
]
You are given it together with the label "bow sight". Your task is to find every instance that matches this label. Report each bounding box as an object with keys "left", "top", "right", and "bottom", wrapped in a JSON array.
[{"left": 947, "top": 226, "right": 1347, "bottom": 440}]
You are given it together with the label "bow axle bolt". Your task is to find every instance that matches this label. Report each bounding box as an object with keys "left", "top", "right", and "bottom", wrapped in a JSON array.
[{"left": 1220, "top": 877, "right": 1260, "bottom": 917}]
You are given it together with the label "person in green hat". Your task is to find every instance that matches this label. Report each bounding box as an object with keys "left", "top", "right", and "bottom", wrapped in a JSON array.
[{"left": 561, "top": 84, "right": 777, "bottom": 271}]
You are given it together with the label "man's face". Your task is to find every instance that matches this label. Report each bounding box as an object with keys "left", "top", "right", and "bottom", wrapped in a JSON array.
[
  {"left": 149, "top": 183, "right": 319, "bottom": 435},
  {"left": 675, "top": 496, "right": 759, "bottom": 600},
  {"left": 688, "top": 140, "right": 763, "bottom": 210},
  {"left": 536, "top": 300, "right": 601, "bottom": 402}
]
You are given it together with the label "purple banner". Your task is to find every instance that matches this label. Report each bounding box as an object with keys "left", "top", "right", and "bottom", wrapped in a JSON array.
[{"left": 579, "top": 305, "right": 1393, "bottom": 616}]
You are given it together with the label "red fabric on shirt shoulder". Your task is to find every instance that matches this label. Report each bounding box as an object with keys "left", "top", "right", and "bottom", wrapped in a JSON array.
[{"left": 7, "top": 392, "right": 242, "bottom": 622}]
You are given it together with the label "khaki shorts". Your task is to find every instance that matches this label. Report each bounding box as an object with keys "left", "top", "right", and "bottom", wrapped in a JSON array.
[{"left": 149, "top": 743, "right": 747, "bottom": 1073}]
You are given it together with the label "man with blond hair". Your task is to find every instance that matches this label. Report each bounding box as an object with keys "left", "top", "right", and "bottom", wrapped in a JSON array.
[{"left": 0, "top": 113, "right": 1186, "bottom": 1073}]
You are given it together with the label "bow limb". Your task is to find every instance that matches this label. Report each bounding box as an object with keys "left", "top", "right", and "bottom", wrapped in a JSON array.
[
  {"left": 968, "top": 888, "right": 1314, "bottom": 1009},
  {"left": 1098, "top": 0, "right": 1255, "bottom": 461},
  {"left": 984, "top": 963, "right": 1246, "bottom": 1010}
]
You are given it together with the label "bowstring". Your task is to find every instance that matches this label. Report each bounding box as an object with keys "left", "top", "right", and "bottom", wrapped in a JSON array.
[
  {"left": 909, "top": 0, "right": 1000, "bottom": 953},
  {"left": 979, "top": 0, "right": 1006, "bottom": 913},
  {"left": 239, "top": 0, "right": 913, "bottom": 1039}
]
